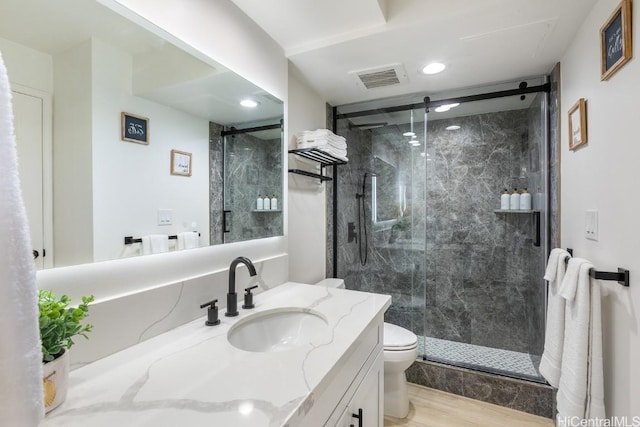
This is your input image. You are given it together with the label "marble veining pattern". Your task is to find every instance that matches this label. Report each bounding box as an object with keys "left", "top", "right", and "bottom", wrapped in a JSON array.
[{"left": 42, "top": 283, "right": 390, "bottom": 427}]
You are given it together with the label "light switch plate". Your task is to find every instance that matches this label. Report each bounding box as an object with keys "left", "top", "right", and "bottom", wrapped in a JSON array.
[
  {"left": 585, "top": 209, "right": 598, "bottom": 241},
  {"left": 158, "top": 209, "right": 173, "bottom": 226}
]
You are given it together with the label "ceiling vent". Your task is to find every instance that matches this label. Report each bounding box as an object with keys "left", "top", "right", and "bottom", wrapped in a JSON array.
[{"left": 350, "top": 63, "right": 408, "bottom": 90}]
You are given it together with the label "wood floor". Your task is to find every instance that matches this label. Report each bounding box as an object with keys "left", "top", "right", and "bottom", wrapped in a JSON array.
[{"left": 384, "top": 384, "right": 554, "bottom": 427}]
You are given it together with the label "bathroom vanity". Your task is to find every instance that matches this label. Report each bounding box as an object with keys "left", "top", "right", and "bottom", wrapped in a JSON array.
[{"left": 40, "top": 282, "right": 390, "bottom": 426}]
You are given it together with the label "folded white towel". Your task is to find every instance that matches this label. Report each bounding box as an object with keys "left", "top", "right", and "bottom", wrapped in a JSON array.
[
  {"left": 556, "top": 258, "right": 605, "bottom": 420},
  {"left": 177, "top": 232, "right": 199, "bottom": 250},
  {"left": 141, "top": 234, "right": 169, "bottom": 255},
  {"left": 539, "top": 248, "right": 570, "bottom": 387},
  {"left": 0, "top": 52, "right": 44, "bottom": 426}
]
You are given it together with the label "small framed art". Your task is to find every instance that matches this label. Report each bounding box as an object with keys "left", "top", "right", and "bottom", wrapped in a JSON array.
[
  {"left": 601, "top": 0, "right": 632, "bottom": 81},
  {"left": 170, "top": 149, "right": 192, "bottom": 176},
  {"left": 121, "top": 112, "right": 149, "bottom": 144},
  {"left": 568, "top": 98, "right": 587, "bottom": 151}
]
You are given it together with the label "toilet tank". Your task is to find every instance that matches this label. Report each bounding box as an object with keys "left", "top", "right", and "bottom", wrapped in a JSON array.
[{"left": 314, "top": 278, "right": 345, "bottom": 289}]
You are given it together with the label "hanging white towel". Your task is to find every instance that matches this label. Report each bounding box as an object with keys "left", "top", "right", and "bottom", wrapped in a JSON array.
[
  {"left": 177, "top": 232, "right": 199, "bottom": 250},
  {"left": 0, "top": 52, "right": 44, "bottom": 426},
  {"left": 539, "top": 248, "right": 570, "bottom": 387},
  {"left": 556, "top": 258, "right": 605, "bottom": 420},
  {"left": 141, "top": 234, "right": 169, "bottom": 255}
]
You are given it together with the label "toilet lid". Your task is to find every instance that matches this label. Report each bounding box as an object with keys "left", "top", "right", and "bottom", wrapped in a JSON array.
[{"left": 383, "top": 322, "right": 417, "bottom": 350}]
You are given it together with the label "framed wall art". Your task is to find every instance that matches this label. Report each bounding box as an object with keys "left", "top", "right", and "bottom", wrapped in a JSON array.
[
  {"left": 121, "top": 112, "right": 149, "bottom": 144},
  {"left": 601, "top": 0, "right": 633, "bottom": 81},
  {"left": 568, "top": 98, "right": 588, "bottom": 151},
  {"left": 170, "top": 149, "right": 192, "bottom": 176}
]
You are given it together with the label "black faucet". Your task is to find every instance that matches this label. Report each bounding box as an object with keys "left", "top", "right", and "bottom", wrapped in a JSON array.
[{"left": 225, "top": 256, "right": 257, "bottom": 317}]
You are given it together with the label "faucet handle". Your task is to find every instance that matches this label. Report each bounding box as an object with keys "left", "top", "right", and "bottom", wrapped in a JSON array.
[
  {"left": 242, "top": 285, "right": 258, "bottom": 309},
  {"left": 200, "top": 299, "right": 220, "bottom": 326}
]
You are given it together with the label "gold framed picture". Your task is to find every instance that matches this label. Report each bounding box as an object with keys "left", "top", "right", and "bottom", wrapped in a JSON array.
[
  {"left": 170, "top": 149, "right": 192, "bottom": 176},
  {"left": 601, "top": 0, "right": 633, "bottom": 81},
  {"left": 568, "top": 98, "right": 587, "bottom": 151}
]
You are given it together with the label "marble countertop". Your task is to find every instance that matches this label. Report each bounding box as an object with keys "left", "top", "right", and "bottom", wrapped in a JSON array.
[{"left": 41, "top": 282, "right": 391, "bottom": 427}]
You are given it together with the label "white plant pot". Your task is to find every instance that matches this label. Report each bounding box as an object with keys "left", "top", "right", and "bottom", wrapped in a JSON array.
[{"left": 42, "top": 350, "right": 69, "bottom": 413}]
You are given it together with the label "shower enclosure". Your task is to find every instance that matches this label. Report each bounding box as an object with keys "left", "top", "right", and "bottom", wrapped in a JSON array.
[{"left": 329, "top": 79, "right": 550, "bottom": 382}]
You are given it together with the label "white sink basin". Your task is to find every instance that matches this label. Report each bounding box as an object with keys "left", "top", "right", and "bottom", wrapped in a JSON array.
[{"left": 227, "top": 308, "right": 328, "bottom": 352}]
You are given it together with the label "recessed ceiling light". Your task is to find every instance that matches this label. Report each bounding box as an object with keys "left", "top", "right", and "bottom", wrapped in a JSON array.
[
  {"left": 421, "top": 62, "right": 446, "bottom": 75},
  {"left": 446, "top": 125, "right": 461, "bottom": 131},
  {"left": 420, "top": 152, "right": 426, "bottom": 157},
  {"left": 410, "top": 141, "right": 421, "bottom": 146},
  {"left": 403, "top": 131, "right": 416, "bottom": 137},
  {"left": 240, "top": 99, "right": 259, "bottom": 108}
]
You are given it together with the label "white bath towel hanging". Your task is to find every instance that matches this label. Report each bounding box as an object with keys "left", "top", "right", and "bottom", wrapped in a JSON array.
[
  {"left": 539, "top": 248, "right": 570, "bottom": 387},
  {"left": 0, "top": 52, "right": 44, "bottom": 426},
  {"left": 177, "top": 231, "right": 199, "bottom": 250},
  {"left": 141, "top": 234, "right": 169, "bottom": 255},
  {"left": 556, "top": 257, "right": 605, "bottom": 420}
]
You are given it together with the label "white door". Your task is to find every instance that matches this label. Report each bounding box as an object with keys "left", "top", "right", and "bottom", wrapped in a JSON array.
[{"left": 12, "top": 86, "right": 52, "bottom": 269}]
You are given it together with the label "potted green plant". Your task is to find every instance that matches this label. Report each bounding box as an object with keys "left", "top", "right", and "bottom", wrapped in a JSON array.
[{"left": 38, "top": 290, "right": 94, "bottom": 413}]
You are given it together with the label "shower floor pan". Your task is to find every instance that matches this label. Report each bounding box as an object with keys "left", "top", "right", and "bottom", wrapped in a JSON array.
[{"left": 418, "top": 336, "right": 544, "bottom": 382}]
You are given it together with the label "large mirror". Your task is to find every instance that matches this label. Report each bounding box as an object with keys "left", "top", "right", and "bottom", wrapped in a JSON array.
[{"left": 0, "top": 0, "right": 284, "bottom": 269}]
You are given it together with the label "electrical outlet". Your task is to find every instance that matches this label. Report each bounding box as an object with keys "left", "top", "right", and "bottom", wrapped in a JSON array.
[
  {"left": 585, "top": 210, "right": 598, "bottom": 241},
  {"left": 158, "top": 209, "right": 173, "bottom": 226}
]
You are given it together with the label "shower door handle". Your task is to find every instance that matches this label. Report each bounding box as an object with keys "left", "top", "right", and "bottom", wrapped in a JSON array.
[
  {"left": 223, "top": 210, "right": 231, "bottom": 233},
  {"left": 533, "top": 211, "right": 540, "bottom": 247},
  {"left": 351, "top": 408, "right": 363, "bottom": 427}
]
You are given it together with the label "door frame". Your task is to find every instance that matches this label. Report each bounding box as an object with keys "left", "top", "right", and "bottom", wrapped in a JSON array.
[{"left": 11, "top": 83, "right": 53, "bottom": 269}]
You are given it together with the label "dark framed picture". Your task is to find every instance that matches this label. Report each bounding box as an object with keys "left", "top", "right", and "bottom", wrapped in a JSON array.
[
  {"left": 170, "top": 149, "right": 192, "bottom": 176},
  {"left": 568, "top": 98, "right": 588, "bottom": 151},
  {"left": 601, "top": 0, "right": 633, "bottom": 81},
  {"left": 121, "top": 112, "right": 149, "bottom": 144}
]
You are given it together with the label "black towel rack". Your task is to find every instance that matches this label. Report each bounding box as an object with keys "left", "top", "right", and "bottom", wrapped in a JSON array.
[
  {"left": 564, "top": 248, "right": 630, "bottom": 287},
  {"left": 288, "top": 148, "right": 347, "bottom": 182},
  {"left": 124, "top": 232, "right": 200, "bottom": 245}
]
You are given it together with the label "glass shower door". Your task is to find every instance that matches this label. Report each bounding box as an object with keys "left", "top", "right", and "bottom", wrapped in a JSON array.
[{"left": 422, "top": 91, "right": 548, "bottom": 382}]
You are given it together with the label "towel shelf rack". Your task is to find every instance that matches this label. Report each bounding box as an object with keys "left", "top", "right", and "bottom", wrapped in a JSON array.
[
  {"left": 288, "top": 148, "right": 348, "bottom": 182},
  {"left": 564, "top": 248, "right": 630, "bottom": 287},
  {"left": 124, "top": 232, "right": 200, "bottom": 245}
]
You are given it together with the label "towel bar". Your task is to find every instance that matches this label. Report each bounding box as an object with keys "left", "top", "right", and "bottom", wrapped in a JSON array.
[
  {"left": 124, "top": 232, "right": 200, "bottom": 245},
  {"left": 564, "top": 248, "right": 630, "bottom": 287}
]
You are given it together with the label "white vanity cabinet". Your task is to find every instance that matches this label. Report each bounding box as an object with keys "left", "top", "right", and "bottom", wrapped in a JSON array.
[
  {"left": 332, "top": 352, "right": 383, "bottom": 427},
  {"left": 303, "top": 313, "right": 385, "bottom": 427}
]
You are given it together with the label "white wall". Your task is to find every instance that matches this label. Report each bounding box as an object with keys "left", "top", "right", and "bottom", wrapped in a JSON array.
[
  {"left": 53, "top": 41, "right": 95, "bottom": 266},
  {"left": 0, "top": 36, "right": 53, "bottom": 93},
  {"left": 287, "top": 68, "right": 328, "bottom": 283},
  {"left": 561, "top": 0, "right": 640, "bottom": 417},
  {"left": 91, "top": 38, "right": 210, "bottom": 261}
]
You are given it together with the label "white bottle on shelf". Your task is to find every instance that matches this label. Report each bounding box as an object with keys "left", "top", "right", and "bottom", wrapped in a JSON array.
[
  {"left": 256, "top": 195, "right": 264, "bottom": 210},
  {"left": 263, "top": 195, "right": 271, "bottom": 210},
  {"left": 520, "top": 188, "right": 532, "bottom": 210},
  {"left": 509, "top": 188, "right": 520, "bottom": 210},
  {"left": 500, "top": 189, "right": 510, "bottom": 210},
  {"left": 271, "top": 195, "right": 278, "bottom": 210}
]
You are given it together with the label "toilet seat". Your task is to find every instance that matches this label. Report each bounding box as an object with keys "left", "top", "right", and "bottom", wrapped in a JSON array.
[{"left": 383, "top": 322, "right": 417, "bottom": 351}]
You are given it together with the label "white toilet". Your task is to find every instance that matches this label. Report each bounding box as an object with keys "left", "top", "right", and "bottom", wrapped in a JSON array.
[{"left": 314, "top": 278, "right": 418, "bottom": 419}]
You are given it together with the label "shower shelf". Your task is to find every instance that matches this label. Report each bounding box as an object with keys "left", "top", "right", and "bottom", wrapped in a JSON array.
[
  {"left": 494, "top": 210, "right": 541, "bottom": 247},
  {"left": 288, "top": 148, "right": 347, "bottom": 182},
  {"left": 493, "top": 209, "right": 538, "bottom": 214}
]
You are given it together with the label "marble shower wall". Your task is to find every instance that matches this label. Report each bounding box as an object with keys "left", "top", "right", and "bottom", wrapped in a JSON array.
[
  {"left": 330, "top": 103, "right": 547, "bottom": 358},
  {"left": 223, "top": 133, "right": 283, "bottom": 243},
  {"left": 209, "top": 122, "right": 224, "bottom": 245}
]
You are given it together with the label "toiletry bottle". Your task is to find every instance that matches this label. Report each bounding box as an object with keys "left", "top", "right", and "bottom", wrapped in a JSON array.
[
  {"left": 263, "top": 194, "right": 271, "bottom": 210},
  {"left": 271, "top": 195, "right": 278, "bottom": 210},
  {"left": 500, "top": 189, "right": 510, "bottom": 210},
  {"left": 256, "top": 195, "right": 263, "bottom": 210},
  {"left": 509, "top": 188, "right": 520, "bottom": 210},
  {"left": 520, "top": 188, "right": 532, "bottom": 210}
]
